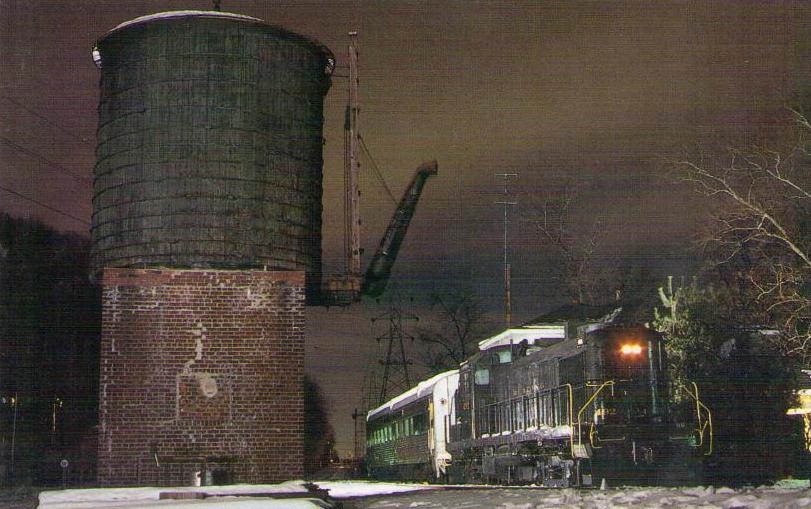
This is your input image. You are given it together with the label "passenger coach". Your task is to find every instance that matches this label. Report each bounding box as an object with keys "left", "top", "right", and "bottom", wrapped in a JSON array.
[{"left": 366, "top": 370, "right": 459, "bottom": 480}]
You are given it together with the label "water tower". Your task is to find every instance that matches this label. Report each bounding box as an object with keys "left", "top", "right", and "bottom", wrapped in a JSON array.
[{"left": 91, "top": 10, "right": 333, "bottom": 485}]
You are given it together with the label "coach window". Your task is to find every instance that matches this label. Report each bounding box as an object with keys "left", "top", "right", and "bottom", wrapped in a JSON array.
[{"left": 414, "top": 413, "right": 427, "bottom": 434}]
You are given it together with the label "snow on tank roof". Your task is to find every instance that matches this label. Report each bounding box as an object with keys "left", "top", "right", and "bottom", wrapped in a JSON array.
[
  {"left": 93, "top": 10, "right": 334, "bottom": 68},
  {"left": 110, "top": 10, "right": 264, "bottom": 32},
  {"left": 367, "top": 369, "right": 458, "bottom": 422}
]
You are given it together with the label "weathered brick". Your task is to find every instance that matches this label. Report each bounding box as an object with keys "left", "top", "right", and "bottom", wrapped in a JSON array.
[{"left": 97, "top": 268, "right": 305, "bottom": 486}]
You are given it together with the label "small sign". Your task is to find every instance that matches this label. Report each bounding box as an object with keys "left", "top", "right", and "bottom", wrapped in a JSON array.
[{"left": 60, "top": 459, "right": 69, "bottom": 469}]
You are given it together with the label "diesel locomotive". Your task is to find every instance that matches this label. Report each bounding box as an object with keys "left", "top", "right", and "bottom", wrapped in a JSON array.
[{"left": 366, "top": 306, "right": 712, "bottom": 486}]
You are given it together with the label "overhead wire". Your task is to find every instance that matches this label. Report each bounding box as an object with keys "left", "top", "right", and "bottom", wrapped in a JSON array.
[
  {"left": 358, "top": 134, "right": 397, "bottom": 205},
  {"left": 0, "top": 97, "right": 93, "bottom": 226},
  {"left": 0, "top": 136, "right": 92, "bottom": 186},
  {"left": 0, "top": 184, "right": 91, "bottom": 226},
  {"left": 1, "top": 95, "right": 93, "bottom": 146}
]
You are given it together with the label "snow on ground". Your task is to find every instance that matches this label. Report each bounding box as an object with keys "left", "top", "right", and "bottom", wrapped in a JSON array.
[
  {"left": 37, "top": 480, "right": 437, "bottom": 509},
  {"left": 313, "top": 480, "right": 437, "bottom": 498},
  {"left": 39, "top": 481, "right": 306, "bottom": 504},
  {"left": 42, "top": 498, "right": 325, "bottom": 509},
  {"left": 347, "top": 484, "right": 811, "bottom": 509},
  {"left": 36, "top": 481, "right": 811, "bottom": 509}
]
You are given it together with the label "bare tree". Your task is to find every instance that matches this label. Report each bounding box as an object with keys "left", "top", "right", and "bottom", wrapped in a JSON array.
[
  {"left": 672, "top": 111, "right": 811, "bottom": 363},
  {"left": 535, "top": 184, "right": 617, "bottom": 305},
  {"left": 416, "top": 291, "right": 492, "bottom": 373}
]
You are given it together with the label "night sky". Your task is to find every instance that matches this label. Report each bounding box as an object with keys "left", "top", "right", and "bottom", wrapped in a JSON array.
[{"left": 2, "top": 0, "right": 810, "bottom": 457}]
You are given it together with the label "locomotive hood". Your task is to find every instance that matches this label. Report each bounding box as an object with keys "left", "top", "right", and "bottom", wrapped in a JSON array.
[{"left": 477, "top": 304, "right": 626, "bottom": 352}]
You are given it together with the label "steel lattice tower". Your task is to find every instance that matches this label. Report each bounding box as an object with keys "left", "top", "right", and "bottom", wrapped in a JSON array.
[{"left": 371, "top": 293, "right": 418, "bottom": 406}]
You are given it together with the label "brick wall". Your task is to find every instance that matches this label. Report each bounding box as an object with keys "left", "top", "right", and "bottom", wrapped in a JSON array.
[{"left": 97, "top": 268, "right": 305, "bottom": 486}]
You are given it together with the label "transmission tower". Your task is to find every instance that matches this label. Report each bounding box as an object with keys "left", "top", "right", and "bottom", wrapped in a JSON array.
[{"left": 371, "top": 293, "right": 418, "bottom": 406}]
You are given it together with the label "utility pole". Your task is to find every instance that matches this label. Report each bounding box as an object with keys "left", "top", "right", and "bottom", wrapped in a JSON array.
[
  {"left": 345, "top": 32, "right": 361, "bottom": 281},
  {"left": 372, "top": 293, "right": 418, "bottom": 405},
  {"left": 10, "top": 393, "right": 17, "bottom": 479},
  {"left": 495, "top": 173, "right": 518, "bottom": 327},
  {"left": 351, "top": 407, "right": 361, "bottom": 461}
]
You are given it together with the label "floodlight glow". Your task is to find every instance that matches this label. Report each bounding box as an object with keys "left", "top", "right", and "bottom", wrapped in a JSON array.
[{"left": 620, "top": 343, "right": 643, "bottom": 356}]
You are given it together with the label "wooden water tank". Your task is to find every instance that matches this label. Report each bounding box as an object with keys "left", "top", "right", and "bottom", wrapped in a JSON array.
[{"left": 91, "top": 11, "right": 334, "bottom": 298}]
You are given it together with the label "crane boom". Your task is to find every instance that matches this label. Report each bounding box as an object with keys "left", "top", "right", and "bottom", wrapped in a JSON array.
[{"left": 361, "top": 160, "right": 438, "bottom": 297}]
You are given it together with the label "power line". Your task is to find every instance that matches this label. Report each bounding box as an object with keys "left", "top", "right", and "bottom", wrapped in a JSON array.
[
  {"left": 358, "top": 135, "right": 397, "bottom": 205},
  {"left": 0, "top": 136, "right": 92, "bottom": 186},
  {"left": 0, "top": 184, "right": 90, "bottom": 226},
  {"left": 1, "top": 95, "right": 93, "bottom": 145}
]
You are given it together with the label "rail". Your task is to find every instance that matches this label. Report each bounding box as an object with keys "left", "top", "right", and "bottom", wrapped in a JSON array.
[{"left": 681, "top": 381, "right": 713, "bottom": 456}]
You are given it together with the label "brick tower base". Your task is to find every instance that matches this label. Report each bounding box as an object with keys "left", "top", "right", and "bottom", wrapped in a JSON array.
[{"left": 97, "top": 268, "right": 304, "bottom": 486}]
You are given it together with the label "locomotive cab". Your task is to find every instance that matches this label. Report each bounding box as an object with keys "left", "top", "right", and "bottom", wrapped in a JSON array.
[
  {"left": 584, "top": 326, "right": 707, "bottom": 484},
  {"left": 592, "top": 326, "right": 669, "bottom": 427}
]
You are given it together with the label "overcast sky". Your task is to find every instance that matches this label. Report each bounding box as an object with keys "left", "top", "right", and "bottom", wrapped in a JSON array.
[{"left": 2, "top": 0, "right": 810, "bottom": 457}]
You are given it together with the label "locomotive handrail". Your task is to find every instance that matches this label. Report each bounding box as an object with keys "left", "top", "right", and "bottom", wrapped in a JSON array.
[
  {"left": 681, "top": 382, "right": 713, "bottom": 456},
  {"left": 561, "top": 383, "right": 574, "bottom": 457},
  {"left": 576, "top": 380, "right": 615, "bottom": 449}
]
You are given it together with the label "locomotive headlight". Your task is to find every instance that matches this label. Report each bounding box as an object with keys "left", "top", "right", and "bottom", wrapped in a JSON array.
[{"left": 620, "top": 343, "right": 643, "bottom": 356}]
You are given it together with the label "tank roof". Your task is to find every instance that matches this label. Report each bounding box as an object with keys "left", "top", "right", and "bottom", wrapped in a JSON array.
[
  {"left": 93, "top": 10, "right": 334, "bottom": 68},
  {"left": 109, "top": 10, "right": 264, "bottom": 33}
]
